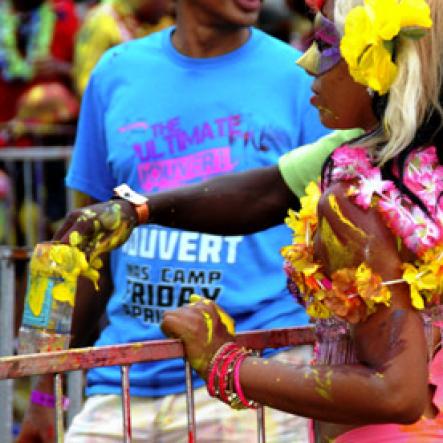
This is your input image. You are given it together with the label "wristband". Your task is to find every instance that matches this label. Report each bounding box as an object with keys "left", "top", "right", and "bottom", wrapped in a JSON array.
[
  {"left": 113, "top": 183, "right": 149, "bottom": 225},
  {"left": 30, "top": 390, "right": 70, "bottom": 410}
]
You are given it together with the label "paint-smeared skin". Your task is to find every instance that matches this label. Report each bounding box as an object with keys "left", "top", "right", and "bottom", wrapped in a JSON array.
[
  {"left": 327, "top": 195, "right": 366, "bottom": 238},
  {"left": 67, "top": 202, "right": 136, "bottom": 272},
  {"left": 305, "top": 368, "right": 334, "bottom": 402},
  {"left": 319, "top": 217, "right": 358, "bottom": 273}
]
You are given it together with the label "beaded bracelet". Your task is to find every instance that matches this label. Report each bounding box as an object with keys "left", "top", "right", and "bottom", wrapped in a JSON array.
[
  {"left": 31, "top": 390, "right": 70, "bottom": 410},
  {"left": 218, "top": 347, "right": 244, "bottom": 404},
  {"left": 206, "top": 342, "right": 257, "bottom": 410},
  {"left": 207, "top": 342, "right": 238, "bottom": 397}
]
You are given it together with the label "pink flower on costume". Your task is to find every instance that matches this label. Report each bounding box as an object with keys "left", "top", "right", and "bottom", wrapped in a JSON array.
[
  {"left": 331, "top": 146, "right": 372, "bottom": 181},
  {"left": 331, "top": 145, "right": 443, "bottom": 256},
  {"left": 354, "top": 168, "right": 393, "bottom": 209}
]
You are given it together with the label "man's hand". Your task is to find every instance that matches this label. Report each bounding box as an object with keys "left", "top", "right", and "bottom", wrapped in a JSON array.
[{"left": 53, "top": 199, "right": 138, "bottom": 263}]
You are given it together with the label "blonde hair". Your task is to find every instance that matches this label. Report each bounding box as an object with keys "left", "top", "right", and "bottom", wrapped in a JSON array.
[{"left": 334, "top": 0, "right": 443, "bottom": 165}]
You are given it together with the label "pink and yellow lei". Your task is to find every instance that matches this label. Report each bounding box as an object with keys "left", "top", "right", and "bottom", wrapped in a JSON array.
[{"left": 282, "top": 145, "right": 443, "bottom": 324}]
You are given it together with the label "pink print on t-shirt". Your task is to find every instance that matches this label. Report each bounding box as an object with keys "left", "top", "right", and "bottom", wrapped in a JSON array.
[{"left": 138, "top": 147, "right": 236, "bottom": 192}]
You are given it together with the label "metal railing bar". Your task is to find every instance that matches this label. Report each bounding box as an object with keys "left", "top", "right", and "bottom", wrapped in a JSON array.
[
  {"left": 0, "top": 247, "right": 32, "bottom": 260},
  {"left": 121, "top": 365, "right": 132, "bottom": 443},
  {"left": 67, "top": 371, "right": 83, "bottom": 426},
  {"left": 0, "top": 253, "right": 15, "bottom": 443},
  {"left": 254, "top": 349, "right": 266, "bottom": 443},
  {"left": 0, "top": 121, "right": 76, "bottom": 137},
  {"left": 257, "top": 406, "right": 265, "bottom": 443},
  {"left": 0, "top": 147, "right": 72, "bottom": 161},
  {"left": 54, "top": 373, "right": 65, "bottom": 443},
  {"left": 23, "top": 160, "right": 33, "bottom": 246},
  {"left": 185, "top": 361, "right": 196, "bottom": 443},
  {"left": 0, "top": 327, "right": 315, "bottom": 380},
  {"left": 34, "top": 160, "right": 46, "bottom": 241}
]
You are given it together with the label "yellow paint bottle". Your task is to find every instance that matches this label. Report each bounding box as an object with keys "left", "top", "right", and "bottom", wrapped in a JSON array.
[{"left": 17, "top": 242, "right": 88, "bottom": 354}]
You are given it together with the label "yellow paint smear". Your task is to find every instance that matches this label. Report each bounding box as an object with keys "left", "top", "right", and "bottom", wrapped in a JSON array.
[
  {"left": 320, "top": 218, "right": 356, "bottom": 272},
  {"left": 202, "top": 312, "right": 213, "bottom": 345},
  {"left": 28, "top": 243, "right": 99, "bottom": 316},
  {"left": 312, "top": 368, "right": 333, "bottom": 402},
  {"left": 189, "top": 294, "right": 235, "bottom": 335},
  {"left": 328, "top": 194, "right": 366, "bottom": 238}
]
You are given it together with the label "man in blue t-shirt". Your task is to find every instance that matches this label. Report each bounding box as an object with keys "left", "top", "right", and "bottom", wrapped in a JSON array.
[{"left": 18, "top": 1, "right": 328, "bottom": 442}]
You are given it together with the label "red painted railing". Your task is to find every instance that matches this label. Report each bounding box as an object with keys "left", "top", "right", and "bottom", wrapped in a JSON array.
[{"left": 0, "top": 327, "right": 315, "bottom": 443}]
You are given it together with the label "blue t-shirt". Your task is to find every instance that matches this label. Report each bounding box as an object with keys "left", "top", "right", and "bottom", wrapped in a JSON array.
[{"left": 67, "top": 26, "right": 329, "bottom": 397}]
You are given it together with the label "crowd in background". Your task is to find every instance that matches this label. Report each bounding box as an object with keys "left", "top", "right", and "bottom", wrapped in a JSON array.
[{"left": 0, "top": 0, "right": 314, "bottom": 248}]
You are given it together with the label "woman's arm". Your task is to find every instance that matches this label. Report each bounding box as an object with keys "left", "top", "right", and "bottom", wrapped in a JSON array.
[{"left": 239, "top": 295, "right": 427, "bottom": 424}]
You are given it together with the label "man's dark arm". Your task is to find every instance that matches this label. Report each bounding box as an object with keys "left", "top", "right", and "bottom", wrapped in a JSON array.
[
  {"left": 148, "top": 165, "right": 298, "bottom": 235},
  {"left": 69, "top": 193, "right": 113, "bottom": 347}
]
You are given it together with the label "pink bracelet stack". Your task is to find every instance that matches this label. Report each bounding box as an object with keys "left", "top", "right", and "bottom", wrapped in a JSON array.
[{"left": 206, "top": 342, "right": 257, "bottom": 410}]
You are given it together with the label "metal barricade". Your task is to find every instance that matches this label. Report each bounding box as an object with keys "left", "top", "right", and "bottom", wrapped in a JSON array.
[
  {"left": 0, "top": 146, "right": 73, "bottom": 247},
  {"left": 0, "top": 327, "right": 315, "bottom": 443},
  {"left": 0, "top": 246, "right": 316, "bottom": 443}
]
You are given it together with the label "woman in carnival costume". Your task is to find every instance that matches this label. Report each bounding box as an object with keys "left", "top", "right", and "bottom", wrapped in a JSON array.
[{"left": 160, "top": 0, "right": 443, "bottom": 441}]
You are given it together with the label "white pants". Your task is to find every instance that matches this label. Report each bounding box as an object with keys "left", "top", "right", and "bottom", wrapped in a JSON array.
[{"left": 65, "top": 346, "right": 312, "bottom": 443}]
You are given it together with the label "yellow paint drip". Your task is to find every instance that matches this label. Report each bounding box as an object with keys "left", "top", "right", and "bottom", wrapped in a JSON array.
[
  {"left": 320, "top": 218, "right": 355, "bottom": 271},
  {"left": 202, "top": 312, "right": 213, "bottom": 345},
  {"left": 189, "top": 294, "right": 235, "bottom": 335},
  {"left": 312, "top": 368, "right": 333, "bottom": 402},
  {"left": 328, "top": 194, "right": 366, "bottom": 238},
  {"left": 69, "top": 231, "right": 82, "bottom": 246},
  {"left": 27, "top": 274, "right": 49, "bottom": 317},
  {"left": 28, "top": 242, "right": 100, "bottom": 316}
]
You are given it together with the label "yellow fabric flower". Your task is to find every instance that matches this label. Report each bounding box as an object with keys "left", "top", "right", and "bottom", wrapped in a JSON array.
[
  {"left": 340, "top": 0, "right": 432, "bottom": 95},
  {"left": 402, "top": 262, "right": 438, "bottom": 309},
  {"left": 357, "top": 42, "right": 398, "bottom": 95},
  {"left": 299, "top": 181, "right": 321, "bottom": 220},
  {"left": 285, "top": 181, "right": 320, "bottom": 247},
  {"left": 355, "top": 263, "right": 391, "bottom": 310},
  {"left": 399, "top": 0, "right": 433, "bottom": 28}
]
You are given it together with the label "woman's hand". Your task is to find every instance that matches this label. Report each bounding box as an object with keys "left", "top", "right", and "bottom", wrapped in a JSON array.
[
  {"left": 53, "top": 199, "right": 138, "bottom": 263},
  {"left": 161, "top": 297, "right": 235, "bottom": 379}
]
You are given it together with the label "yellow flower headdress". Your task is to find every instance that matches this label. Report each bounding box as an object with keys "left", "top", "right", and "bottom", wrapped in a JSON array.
[{"left": 340, "top": 0, "right": 432, "bottom": 95}]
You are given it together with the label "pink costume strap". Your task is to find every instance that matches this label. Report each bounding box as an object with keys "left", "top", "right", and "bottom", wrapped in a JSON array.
[
  {"left": 332, "top": 348, "right": 443, "bottom": 443},
  {"left": 430, "top": 347, "right": 443, "bottom": 410}
]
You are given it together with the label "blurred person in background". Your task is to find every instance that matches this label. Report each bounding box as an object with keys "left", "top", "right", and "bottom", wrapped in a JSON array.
[
  {"left": 258, "top": 0, "right": 315, "bottom": 49},
  {"left": 73, "top": 0, "right": 175, "bottom": 96},
  {"left": 258, "top": 0, "right": 293, "bottom": 42},
  {"left": 0, "top": 0, "right": 79, "bottom": 134},
  {"left": 16, "top": 0, "right": 332, "bottom": 441},
  {"left": 0, "top": 0, "right": 79, "bottom": 244},
  {"left": 285, "top": 0, "right": 316, "bottom": 50}
]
